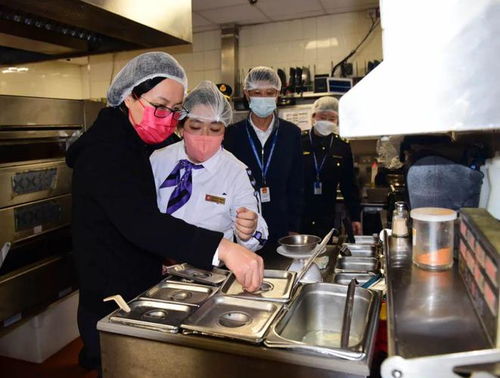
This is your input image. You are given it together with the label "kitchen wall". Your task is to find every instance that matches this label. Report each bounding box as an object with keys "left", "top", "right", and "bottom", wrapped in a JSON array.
[
  {"left": 0, "top": 60, "right": 83, "bottom": 99},
  {"left": 0, "top": 10, "right": 382, "bottom": 99},
  {"left": 239, "top": 11, "right": 381, "bottom": 80}
]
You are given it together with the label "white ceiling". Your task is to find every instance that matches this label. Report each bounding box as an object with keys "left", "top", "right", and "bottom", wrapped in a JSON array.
[{"left": 192, "top": 0, "right": 379, "bottom": 32}]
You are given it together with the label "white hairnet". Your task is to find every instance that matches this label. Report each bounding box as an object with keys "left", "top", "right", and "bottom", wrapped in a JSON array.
[
  {"left": 312, "top": 96, "right": 339, "bottom": 114},
  {"left": 184, "top": 81, "right": 232, "bottom": 126},
  {"left": 243, "top": 66, "right": 282, "bottom": 91},
  {"left": 107, "top": 51, "right": 187, "bottom": 106}
]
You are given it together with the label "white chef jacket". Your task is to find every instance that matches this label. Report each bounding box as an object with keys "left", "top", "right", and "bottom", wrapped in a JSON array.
[
  {"left": 150, "top": 140, "right": 268, "bottom": 252},
  {"left": 249, "top": 113, "right": 275, "bottom": 146}
]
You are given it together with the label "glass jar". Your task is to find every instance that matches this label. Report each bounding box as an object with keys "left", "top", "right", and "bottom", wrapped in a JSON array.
[
  {"left": 392, "top": 201, "right": 409, "bottom": 237},
  {"left": 410, "top": 207, "right": 457, "bottom": 270}
]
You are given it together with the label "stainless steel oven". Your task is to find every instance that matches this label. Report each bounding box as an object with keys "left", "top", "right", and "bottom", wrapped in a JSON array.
[{"left": 0, "top": 95, "right": 103, "bottom": 329}]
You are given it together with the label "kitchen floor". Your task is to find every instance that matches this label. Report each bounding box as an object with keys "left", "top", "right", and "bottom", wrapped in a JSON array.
[{"left": 0, "top": 337, "right": 97, "bottom": 378}]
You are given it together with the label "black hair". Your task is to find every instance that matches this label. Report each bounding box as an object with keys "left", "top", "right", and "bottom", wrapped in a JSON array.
[{"left": 119, "top": 76, "right": 166, "bottom": 113}]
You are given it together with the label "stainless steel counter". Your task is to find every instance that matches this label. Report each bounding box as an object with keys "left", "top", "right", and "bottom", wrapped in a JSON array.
[
  {"left": 98, "top": 246, "right": 380, "bottom": 378},
  {"left": 381, "top": 237, "right": 500, "bottom": 378},
  {"left": 385, "top": 237, "right": 491, "bottom": 357}
]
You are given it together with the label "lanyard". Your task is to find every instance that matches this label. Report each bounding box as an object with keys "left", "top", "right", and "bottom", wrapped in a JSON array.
[
  {"left": 309, "top": 129, "right": 334, "bottom": 181},
  {"left": 246, "top": 119, "right": 279, "bottom": 185}
]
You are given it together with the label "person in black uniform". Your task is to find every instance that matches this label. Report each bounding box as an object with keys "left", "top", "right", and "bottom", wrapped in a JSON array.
[
  {"left": 66, "top": 52, "right": 264, "bottom": 371},
  {"left": 224, "top": 66, "right": 304, "bottom": 246},
  {"left": 301, "top": 96, "right": 361, "bottom": 237}
]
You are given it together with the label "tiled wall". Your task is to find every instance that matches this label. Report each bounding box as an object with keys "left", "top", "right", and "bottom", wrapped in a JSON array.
[
  {"left": 0, "top": 11, "right": 381, "bottom": 99},
  {"left": 80, "top": 29, "right": 222, "bottom": 98},
  {"left": 239, "top": 12, "right": 382, "bottom": 79}
]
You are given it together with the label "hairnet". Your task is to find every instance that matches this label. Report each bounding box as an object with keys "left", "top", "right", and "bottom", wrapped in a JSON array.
[
  {"left": 107, "top": 51, "right": 187, "bottom": 106},
  {"left": 183, "top": 81, "right": 233, "bottom": 126},
  {"left": 312, "top": 96, "right": 339, "bottom": 114},
  {"left": 243, "top": 66, "right": 282, "bottom": 91}
]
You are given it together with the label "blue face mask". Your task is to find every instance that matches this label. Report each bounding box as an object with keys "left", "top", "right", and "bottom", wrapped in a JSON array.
[{"left": 249, "top": 97, "right": 277, "bottom": 118}]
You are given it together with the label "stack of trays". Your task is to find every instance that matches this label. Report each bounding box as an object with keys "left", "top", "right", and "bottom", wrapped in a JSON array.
[{"left": 333, "top": 238, "right": 382, "bottom": 287}]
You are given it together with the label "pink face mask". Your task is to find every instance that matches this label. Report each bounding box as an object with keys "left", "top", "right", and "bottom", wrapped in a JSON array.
[
  {"left": 183, "top": 130, "right": 224, "bottom": 163},
  {"left": 129, "top": 100, "right": 178, "bottom": 144}
]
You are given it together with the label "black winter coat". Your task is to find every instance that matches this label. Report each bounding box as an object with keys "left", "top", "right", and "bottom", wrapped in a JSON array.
[{"left": 66, "top": 107, "right": 222, "bottom": 310}]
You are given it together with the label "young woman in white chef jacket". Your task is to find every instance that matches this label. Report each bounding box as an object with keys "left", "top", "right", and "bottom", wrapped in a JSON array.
[{"left": 150, "top": 81, "right": 268, "bottom": 254}]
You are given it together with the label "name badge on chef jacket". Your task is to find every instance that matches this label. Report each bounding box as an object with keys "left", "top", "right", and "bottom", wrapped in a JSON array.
[
  {"left": 260, "top": 187, "right": 271, "bottom": 203},
  {"left": 205, "top": 194, "right": 226, "bottom": 205},
  {"left": 314, "top": 181, "right": 322, "bottom": 195}
]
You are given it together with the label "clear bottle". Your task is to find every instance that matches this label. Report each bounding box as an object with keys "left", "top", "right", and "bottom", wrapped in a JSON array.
[{"left": 392, "top": 201, "right": 409, "bottom": 237}]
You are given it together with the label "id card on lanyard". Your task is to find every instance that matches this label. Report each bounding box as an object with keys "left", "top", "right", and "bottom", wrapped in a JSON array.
[
  {"left": 246, "top": 120, "right": 279, "bottom": 203},
  {"left": 310, "top": 130, "right": 333, "bottom": 195}
]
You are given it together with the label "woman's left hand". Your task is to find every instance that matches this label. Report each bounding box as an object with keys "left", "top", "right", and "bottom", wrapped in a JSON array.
[
  {"left": 352, "top": 221, "right": 362, "bottom": 235},
  {"left": 235, "top": 207, "right": 258, "bottom": 241}
]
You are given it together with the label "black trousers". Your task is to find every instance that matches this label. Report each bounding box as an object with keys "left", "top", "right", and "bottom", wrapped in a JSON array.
[
  {"left": 300, "top": 215, "right": 335, "bottom": 239},
  {"left": 77, "top": 292, "right": 114, "bottom": 371}
]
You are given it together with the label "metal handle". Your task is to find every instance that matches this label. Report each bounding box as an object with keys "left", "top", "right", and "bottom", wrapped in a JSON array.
[
  {"left": 341, "top": 278, "right": 357, "bottom": 349},
  {"left": 381, "top": 349, "right": 500, "bottom": 378},
  {"left": 0, "top": 242, "right": 11, "bottom": 270},
  {"left": 103, "top": 294, "right": 131, "bottom": 313}
]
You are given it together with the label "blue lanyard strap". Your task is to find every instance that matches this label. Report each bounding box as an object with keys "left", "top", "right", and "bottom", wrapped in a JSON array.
[
  {"left": 309, "top": 129, "right": 334, "bottom": 181},
  {"left": 246, "top": 119, "right": 279, "bottom": 185}
]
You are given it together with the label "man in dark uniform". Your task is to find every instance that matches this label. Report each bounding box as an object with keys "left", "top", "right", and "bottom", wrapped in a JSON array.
[
  {"left": 301, "top": 96, "right": 361, "bottom": 237},
  {"left": 224, "top": 66, "right": 304, "bottom": 246}
]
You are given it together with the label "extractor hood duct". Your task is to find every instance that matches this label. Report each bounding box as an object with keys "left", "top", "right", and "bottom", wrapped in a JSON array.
[
  {"left": 339, "top": 0, "right": 500, "bottom": 138},
  {"left": 0, "top": 0, "right": 192, "bottom": 65}
]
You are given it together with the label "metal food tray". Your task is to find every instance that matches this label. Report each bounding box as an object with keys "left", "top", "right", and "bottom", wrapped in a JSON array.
[
  {"left": 333, "top": 272, "right": 379, "bottom": 286},
  {"left": 109, "top": 299, "right": 196, "bottom": 333},
  {"left": 166, "top": 263, "right": 229, "bottom": 286},
  {"left": 264, "top": 283, "right": 381, "bottom": 360},
  {"left": 335, "top": 256, "right": 379, "bottom": 273},
  {"left": 142, "top": 280, "right": 218, "bottom": 306},
  {"left": 181, "top": 295, "right": 283, "bottom": 343},
  {"left": 341, "top": 244, "right": 378, "bottom": 258},
  {"left": 353, "top": 235, "right": 379, "bottom": 245},
  {"left": 219, "top": 269, "right": 296, "bottom": 303}
]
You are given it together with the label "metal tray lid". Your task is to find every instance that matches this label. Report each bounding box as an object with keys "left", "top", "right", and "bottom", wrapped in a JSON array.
[
  {"left": 166, "top": 263, "right": 229, "bottom": 286},
  {"left": 219, "top": 269, "right": 296, "bottom": 302},
  {"left": 109, "top": 299, "right": 195, "bottom": 332},
  {"left": 181, "top": 295, "right": 283, "bottom": 343},
  {"left": 142, "top": 280, "right": 218, "bottom": 306}
]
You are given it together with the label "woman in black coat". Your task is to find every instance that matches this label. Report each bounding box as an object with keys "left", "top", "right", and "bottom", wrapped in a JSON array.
[{"left": 66, "top": 52, "right": 263, "bottom": 370}]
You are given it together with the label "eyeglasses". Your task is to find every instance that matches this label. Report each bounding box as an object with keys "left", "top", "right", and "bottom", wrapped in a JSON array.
[{"left": 140, "top": 97, "right": 188, "bottom": 120}]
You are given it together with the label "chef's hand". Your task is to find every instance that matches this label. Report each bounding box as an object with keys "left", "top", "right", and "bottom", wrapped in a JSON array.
[
  {"left": 218, "top": 238, "right": 264, "bottom": 292},
  {"left": 352, "top": 221, "right": 362, "bottom": 235},
  {"left": 235, "top": 207, "right": 258, "bottom": 241}
]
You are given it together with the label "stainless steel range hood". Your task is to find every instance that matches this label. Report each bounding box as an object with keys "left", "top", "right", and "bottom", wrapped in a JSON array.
[
  {"left": 339, "top": 0, "right": 500, "bottom": 138},
  {"left": 0, "top": 0, "right": 192, "bottom": 65}
]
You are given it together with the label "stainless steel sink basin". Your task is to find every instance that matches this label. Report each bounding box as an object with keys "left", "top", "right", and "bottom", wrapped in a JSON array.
[
  {"left": 335, "top": 256, "right": 379, "bottom": 273},
  {"left": 142, "top": 280, "right": 217, "bottom": 306},
  {"left": 264, "top": 283, "right": 381, "bottom": 360},
  {"left": 181, "top": 295, "right": 283, "bottom": 343},
  {"left": 109, "top": 299, "right": 196, "bottom": 332}
]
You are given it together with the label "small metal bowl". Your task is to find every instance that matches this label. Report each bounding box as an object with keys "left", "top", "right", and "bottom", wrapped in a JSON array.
[{"left": 278, "top": 234, "right": 321, "bottom": 254}]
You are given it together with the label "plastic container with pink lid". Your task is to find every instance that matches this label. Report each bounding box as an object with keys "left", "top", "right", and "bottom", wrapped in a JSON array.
[{"left": 410, "top": 207, "right": 457, "bottom": 270}]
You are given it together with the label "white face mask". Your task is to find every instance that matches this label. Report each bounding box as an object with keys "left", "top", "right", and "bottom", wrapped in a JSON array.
[
  {"left": 313, "top": 120, "right": 339, "bottom": 136},
  {"left": 249, "top": 97, "right": 277, "bottom": 118}
]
